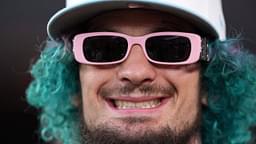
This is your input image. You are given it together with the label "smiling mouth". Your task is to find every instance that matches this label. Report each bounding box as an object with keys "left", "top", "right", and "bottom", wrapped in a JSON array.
[
  {"left": 106, "top": 97, "right": 168, "bottom": 110},
  {"left": 114, "top": 99, "right": 161, "bottom": 109}
]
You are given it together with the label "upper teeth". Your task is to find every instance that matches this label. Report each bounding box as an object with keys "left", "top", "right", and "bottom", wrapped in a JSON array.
[{"left": 114, "top": 99, "right": 161, "bottom": 109}]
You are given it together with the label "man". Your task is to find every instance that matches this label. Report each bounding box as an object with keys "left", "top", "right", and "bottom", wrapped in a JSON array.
[{"left": 26, "top": 0, "right": 256, "bottom": 144}]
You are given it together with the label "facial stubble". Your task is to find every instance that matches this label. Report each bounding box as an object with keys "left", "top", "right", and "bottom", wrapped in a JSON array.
[{"left": 79, "top": 83, "right": 201, "bottom": 144}]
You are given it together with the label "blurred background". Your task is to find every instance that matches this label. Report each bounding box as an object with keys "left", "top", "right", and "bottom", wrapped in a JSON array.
[{"left": 0, "top": 0, "right": 255, "bottom": 143}]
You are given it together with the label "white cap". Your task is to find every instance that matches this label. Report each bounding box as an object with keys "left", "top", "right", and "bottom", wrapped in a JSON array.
[{"left": 47, "top": 0, "right": 226, "bottom": 41}]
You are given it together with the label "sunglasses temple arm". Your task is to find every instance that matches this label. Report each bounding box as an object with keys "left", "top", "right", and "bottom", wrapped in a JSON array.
[{"left": 200, "top": 38, "right": 210, "bottom": 62}]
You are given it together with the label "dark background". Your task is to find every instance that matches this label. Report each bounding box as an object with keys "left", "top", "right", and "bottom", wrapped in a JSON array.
[{"left": 0, "top": 0, "right": 255, "bottom": 143}]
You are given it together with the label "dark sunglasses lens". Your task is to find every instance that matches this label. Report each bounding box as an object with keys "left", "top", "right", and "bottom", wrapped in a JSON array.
[
  {"left": 83, "top": 36, "right": 128, "bottom": 62},
  {"left": 146, "top": 36, "right": 191, "bottom": 62}
]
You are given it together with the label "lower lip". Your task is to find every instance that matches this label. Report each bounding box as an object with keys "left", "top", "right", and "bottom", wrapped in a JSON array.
[{"left": 105, "top": 98, "right": 170, "bottom": 115}]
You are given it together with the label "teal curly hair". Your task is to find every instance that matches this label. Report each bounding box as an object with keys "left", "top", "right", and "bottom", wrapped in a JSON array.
[{"left": 26, "top": 36, "right": 256, "bottom": 144}]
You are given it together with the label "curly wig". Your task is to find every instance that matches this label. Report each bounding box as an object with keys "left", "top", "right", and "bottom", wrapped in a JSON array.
[{"left": 26, "top": 37, "right": 256, "bottom": 144}]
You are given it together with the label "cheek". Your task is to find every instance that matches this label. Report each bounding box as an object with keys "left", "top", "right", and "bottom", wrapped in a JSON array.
[
  {"left": 161, "top": 66, "right": 201, "bottom": 127},
  {"left": 174, "top": 67, "right": 201, "bottom": 108},
  {"left": 176, "top": 76, "right": 201, "bottom": 119},
  {"left": 79, "top": 66, "right": 97, "bottom": 124},
  {"left": 164, "top": 64, "right": 201, "bottom": 96},
  {"left": 79, "top": 65, "right": 116, "bottom": 124}
]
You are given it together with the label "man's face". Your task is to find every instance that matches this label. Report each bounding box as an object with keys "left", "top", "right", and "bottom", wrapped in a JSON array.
[{"left": 79, "top": 10, "right": 203, "bottom": 143}]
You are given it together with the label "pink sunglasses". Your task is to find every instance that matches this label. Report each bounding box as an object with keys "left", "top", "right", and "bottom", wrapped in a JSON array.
[{"left": 73, "top": 32, "right": 209, "bottom": 65}]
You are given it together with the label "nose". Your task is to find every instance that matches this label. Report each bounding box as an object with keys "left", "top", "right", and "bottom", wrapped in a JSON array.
[{"left": 117, "top": 44, "right": 156, "bottom": 85}]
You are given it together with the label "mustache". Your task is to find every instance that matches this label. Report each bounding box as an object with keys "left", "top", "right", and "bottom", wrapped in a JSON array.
[{"left": 99, "top": 83, "right": 176, "bottom": 98}]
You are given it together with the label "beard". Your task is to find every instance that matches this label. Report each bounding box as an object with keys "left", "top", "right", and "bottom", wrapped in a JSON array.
[
  {"left": 79, "top": 83, "right": 201, "bottom": 144},
  {"left": 79, "top": 114, "right": 201, "bottom": 144}
]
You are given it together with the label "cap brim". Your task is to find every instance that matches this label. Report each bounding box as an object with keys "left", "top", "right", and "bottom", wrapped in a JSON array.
[{"left": 47, "top": 1, "right": 218, "bottom": 41}]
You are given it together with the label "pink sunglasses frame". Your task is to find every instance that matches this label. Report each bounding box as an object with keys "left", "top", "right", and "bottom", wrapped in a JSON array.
[{"left": 73, "top": 32, "right": 204, "bottom": 65}]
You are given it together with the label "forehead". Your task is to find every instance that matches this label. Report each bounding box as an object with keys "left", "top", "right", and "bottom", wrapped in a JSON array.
[{"left": 83, "top": 9, "right": 200, "bottom": 35}]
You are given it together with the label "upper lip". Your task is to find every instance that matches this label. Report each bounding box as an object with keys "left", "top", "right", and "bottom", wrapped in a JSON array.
[{"left": 105, "top": 96, "right": 170, "bottom": 102}]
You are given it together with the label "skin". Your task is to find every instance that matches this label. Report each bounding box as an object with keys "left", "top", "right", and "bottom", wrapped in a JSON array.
[{"left": 79, "top": 9, "right": 203, "bottom": 143}]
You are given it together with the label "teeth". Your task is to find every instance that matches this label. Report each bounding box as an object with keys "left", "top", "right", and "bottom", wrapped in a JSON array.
[{"left": 114, "top": 99, "right": 161, "bottom": 109}]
